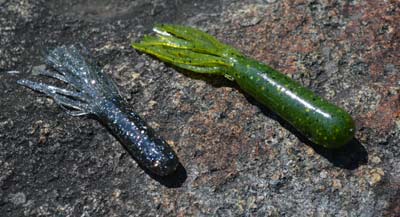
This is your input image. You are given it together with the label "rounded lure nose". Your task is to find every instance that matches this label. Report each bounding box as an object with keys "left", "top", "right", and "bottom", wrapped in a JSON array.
[
  {"left": 315, "top": 110, "right": 356, "bottom": 149},
  {"left": 149, "top": 151, "right": 179, "bottom": 176},
  {"left": 141, "top": 138, "right": 179, "bottom": 176}
]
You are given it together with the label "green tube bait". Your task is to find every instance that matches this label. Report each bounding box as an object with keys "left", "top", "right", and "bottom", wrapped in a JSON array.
[{"left": 132, "top": 24, "right": 355, "bottom": 148}]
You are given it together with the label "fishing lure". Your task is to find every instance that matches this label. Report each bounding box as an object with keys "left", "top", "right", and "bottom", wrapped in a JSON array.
[
  {"left": 132, "top": 24, "right": 355, "bottom": 148},
  {"left": 18, "top": 45, "right": 179, "bottom": 176}
]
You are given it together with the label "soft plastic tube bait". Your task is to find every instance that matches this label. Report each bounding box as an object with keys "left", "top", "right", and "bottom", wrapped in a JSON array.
[
  {"left": 132, "top": 24, "right": 355, "bottom": 148},
  {"left": 18, "top": 45, "right": 179, "bottom": 176}
]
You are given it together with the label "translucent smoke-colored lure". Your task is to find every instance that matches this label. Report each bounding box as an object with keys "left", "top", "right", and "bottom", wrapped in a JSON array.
[
  {"left": 18, "top": 45, "right": 179, "bottom": 176},
  {"left": 132, "top": 24, "right": 355, "bottom": 148}
]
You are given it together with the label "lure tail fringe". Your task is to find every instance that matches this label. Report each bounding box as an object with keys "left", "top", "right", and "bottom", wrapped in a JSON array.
[
  {"left": 132, "top": 24, "right": 240, "bottom": 76},
  {"left": 18, "top": 45, "right": 120, "bottom": 116},
  {"left": 18, "top": 45, "right": 179, "bottom": 176}
]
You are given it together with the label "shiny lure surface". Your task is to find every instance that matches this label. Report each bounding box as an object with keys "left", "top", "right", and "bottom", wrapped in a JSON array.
[
  {"left": 18, "top": 45, "right": 178, "bottom": 176},
  {"left": 132, "top": 24, "right": 355, "bottom": 148}
]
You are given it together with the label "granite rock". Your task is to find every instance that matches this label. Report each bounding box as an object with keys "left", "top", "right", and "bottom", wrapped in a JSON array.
[{"left": 0, "top": 0, "right": 399, "bottom": 216}]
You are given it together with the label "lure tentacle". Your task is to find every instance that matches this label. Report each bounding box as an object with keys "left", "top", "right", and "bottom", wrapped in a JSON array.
[
  {"left": 17, "top": 79, "right": 91, "bottom": 115},
  {"left": 36, "top": 69, "right": 68, "bottom": 83},
  {"left": 152, "top": 24, "right": 241, "bottom": 57}
]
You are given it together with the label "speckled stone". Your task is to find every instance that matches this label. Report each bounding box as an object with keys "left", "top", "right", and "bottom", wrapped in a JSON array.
[{"left": 0, "top": 0, "right": 399, "bottom": 216}]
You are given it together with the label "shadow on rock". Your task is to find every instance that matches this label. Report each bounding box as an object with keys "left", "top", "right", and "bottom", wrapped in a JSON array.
[
  {"left": 140, "top": 162, "right": 187, "bottom": 188},
  {"left": 176, "top": 67, "right": 237, "bottom": 88},
  {"left": 244, "top": 94, "right": 368, "bottom": 170},
  {"left": 309, "top": 138, "right": 367, "bottom": 170}
]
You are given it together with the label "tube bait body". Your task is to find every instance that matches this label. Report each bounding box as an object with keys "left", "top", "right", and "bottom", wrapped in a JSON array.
[
  {"left": 232, "top": 57, "right": 354, "bottom": 148},
  {"left": 132, "top": 24, "right": 355, "bottom": 148},
  {"left": 18, "top": 45, "right": 178, "bottom": 176}
]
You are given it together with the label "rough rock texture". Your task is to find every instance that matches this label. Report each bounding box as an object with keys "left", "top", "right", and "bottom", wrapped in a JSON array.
[{"left": 0, "top": 0, "right": 399, "bottom": 216}]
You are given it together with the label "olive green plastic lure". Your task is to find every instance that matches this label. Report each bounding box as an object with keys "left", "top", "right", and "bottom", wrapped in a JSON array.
[{"left": 132, "top": 24, "right": 355, "bottom": 148}]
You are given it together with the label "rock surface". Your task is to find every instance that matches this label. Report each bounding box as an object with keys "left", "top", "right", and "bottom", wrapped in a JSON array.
[{"left": 0, "top": 0, "right": 399, "bottom": 216}]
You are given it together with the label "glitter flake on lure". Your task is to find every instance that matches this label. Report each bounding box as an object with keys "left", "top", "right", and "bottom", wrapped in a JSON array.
[{"left": 18, "top": 45, "right": 179, "bottom": 176}]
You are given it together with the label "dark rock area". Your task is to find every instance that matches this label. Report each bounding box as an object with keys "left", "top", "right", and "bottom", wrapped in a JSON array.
[{"left": 1, "top": 0, "right": 399, "bottom": 216}]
